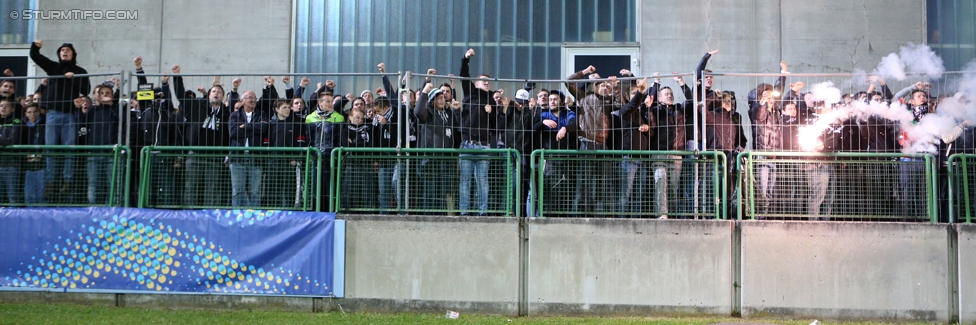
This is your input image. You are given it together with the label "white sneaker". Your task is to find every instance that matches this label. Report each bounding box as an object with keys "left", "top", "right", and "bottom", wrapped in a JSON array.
[{"left": 658, "top": 215, "right": 668, "bottom": 219}]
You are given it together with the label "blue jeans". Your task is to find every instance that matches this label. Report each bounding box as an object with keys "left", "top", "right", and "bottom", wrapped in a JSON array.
[
  {"left": 0, "top": 166, "right": 22, "bottom": 204},
  {"left": 24, "top": 169, "right": 45, "bottom": 205},
  {"left": 899, "top": 158, "right": 926, "bottom": 217},
  {"left": 45, "top": 110, "right": 77, "bottom": 184},
  {"left": 757, "top": 162, "right": 777, "bottom": 217},
  {"left": 378, "top": 160, "right": 404, "bottom": 213},
  {"left": 459, "top": 142, "right": 490, "bottom": 215},
  {"left": 87, "top": 156, "right": 115, "bottom": 205},
  {"left": 230, "top": 160, "right": 263, "bottom": 207},
  {"left": 617, "top": 158, "right": 648, "bottom": 217}
]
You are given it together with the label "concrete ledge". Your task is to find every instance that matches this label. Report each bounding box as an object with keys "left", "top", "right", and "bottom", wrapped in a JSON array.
[
  {"left": 527, "top": 219, "right": 733, "bottom": 316},
  {"left": 529, "top": 302, "right": 728, "bottom": 317},
  {"left": 741, "top": 221, "right": 949, "bottom": 322},
  {"left": 121, "top": 293, "right": 313, "bottom": 312},
  {"left": 0, "top": 291, "right": 116, "bottom": 306},
  {"left": 318, "top": 297, "right": 516, "bottom": 315},
  {"left": 741, "top": 307, "right": 938, "bottom": 322}
]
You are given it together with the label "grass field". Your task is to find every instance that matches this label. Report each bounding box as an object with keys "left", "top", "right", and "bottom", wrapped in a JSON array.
[{"left": 0, "top": 303, "right": 938, "bottom": 325}]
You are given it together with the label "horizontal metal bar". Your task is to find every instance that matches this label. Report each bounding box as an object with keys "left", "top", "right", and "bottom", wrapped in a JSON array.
[
  {"left": 142, "top": 146, "right": 317, "bottom": 153},
  {"left": 137, "top": 72, "right": 399, "bottom": 78},
  {"left": 745, "top": 151, "right": 933, "bottom": 158},
  {"left": 0, "top": 72, "right": 121, "bottom": 80}
]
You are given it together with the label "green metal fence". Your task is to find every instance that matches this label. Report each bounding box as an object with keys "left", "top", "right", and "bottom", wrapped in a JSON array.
[
  {"left": 331, "top": 147, "right": 520, "bottom": 216},
  {"left": 949, "top": 154, "right": 976, "bottom": 223},
  {"left": 530, "top": 150, "right": 728, "bottom": 219},
  {"left": 139, "top": 146, "right": 323, "bottom": 211},
  {"left": 737, "top": 151, "right": 937, "bottom": 222},
  {"left": 0, "top": 145, "right": 131, "bottom": 207}
]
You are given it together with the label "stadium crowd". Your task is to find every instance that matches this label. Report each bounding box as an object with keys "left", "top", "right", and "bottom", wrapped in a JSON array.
[{"left": 0, "top": 40, "right": 970, "bottom": 220}]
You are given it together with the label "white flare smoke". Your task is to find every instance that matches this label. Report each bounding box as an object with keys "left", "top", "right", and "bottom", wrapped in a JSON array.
[
  {"left": 795, "top": 44, "right": 970, "bottom": 154},
  {"left": 874, "top": 43, "right": 945, "bottom": 81}
]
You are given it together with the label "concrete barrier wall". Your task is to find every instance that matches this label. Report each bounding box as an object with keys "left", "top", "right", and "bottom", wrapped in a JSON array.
[
  {"left": 339, "top": 215, "right": 521, "bottom": 316},
  {"left": 527, "top": 219, "right": 733, "bottom": 316},
  {"left": 957, "top": 224, "right": 976, "bottom": 323},
  {"left": 4, "top": 218, "right": 972, "bottom": 322},
  {"left": 741, "top": 221, "right": 950, "bottom": 322}
]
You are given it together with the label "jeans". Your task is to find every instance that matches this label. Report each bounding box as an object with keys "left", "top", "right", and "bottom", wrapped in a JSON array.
[
  {"left": 898, "top": 158, "right": 926, "bottom": 217},
  {"left": 184, "top": 156, "right": 224, "bottom": 206},
  {"left": 86, "top": 156, "right": 115, "bottom": 205},
  {"left": 805, "top": 163, "right": 834, "bottom": 220},
  {"left": 24, "top": 169, "right": 45, "bottom": 205},
  {"left": 45, "top": 110, "right": 77, "bottom": 184},
  {"left": 617, "top": 158, "right": 648, "bottom": 217},
  {"left": 0, "top": 166, "right": 22, "bottom": 204},
  {"left": 459, "top": 142, "right": 490, "bottom": 215},
  {"left": 229, "top": 159, "right": 263, "bottom": 207},
  {"left": 652, "top": 155, "right": 682, "bottom": 216},
  {"left": 378, "top": 160, "right": 404, "bottom": 213},
  {"left": 757, "top": 162, "right": 777, "bottom": 217}
]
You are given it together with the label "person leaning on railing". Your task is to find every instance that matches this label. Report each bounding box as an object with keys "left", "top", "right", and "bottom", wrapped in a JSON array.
[{"left": 172, "top": 64, "right": 233, "bottom": 207}]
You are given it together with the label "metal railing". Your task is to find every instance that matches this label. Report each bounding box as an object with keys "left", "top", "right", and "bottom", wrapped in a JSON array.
[
  {"left": 0, "top": 145, "right": 130, "bottom": 207},
  {"left": 138, "top": 146, "right": 323, "bottom": 211},
  {"left": 531, "top": 150, "right": 728, "bottom": 219},
  {"left": 331, "top": 147, "right": 520, "bottom": 216},
  {"left": 737, "top": 151, "right": 937, "bottom": 222},
  {"left": 949, "top": 154, "right": 976, "bottom": 223}
]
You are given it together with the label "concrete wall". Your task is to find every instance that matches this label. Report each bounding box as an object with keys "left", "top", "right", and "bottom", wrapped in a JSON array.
[
  {"left": 638, "top": 0, "right": 926, "bottom": 74},
  {"left": 741, "top": 221, "right": 950, "bottom": 322},
  {"left": 340, "top": 215, "right": 521, "bottom": 316},
  {"left": 527, "top": 218, "right": 733, "bottom": 316},
  {"left": 33, "top": 0, "right": 291, "bottom": 75},
  {"left": 957, "top": 224, "right": 976, "bottom": 323}
]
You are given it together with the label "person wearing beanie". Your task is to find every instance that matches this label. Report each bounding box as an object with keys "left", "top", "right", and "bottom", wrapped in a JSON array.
[
  {"left": 29, "top": 40, "right": 90, "bottom": 194},
  {"left": 415, "top": 82, "right": 461, "bottom": 214}
]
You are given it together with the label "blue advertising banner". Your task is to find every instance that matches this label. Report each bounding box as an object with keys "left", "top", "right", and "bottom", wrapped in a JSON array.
[{"left": 0, "top": 208, "right": 337, "bottom": 296}]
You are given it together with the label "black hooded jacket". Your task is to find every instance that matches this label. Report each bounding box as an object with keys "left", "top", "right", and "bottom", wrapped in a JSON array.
[{"left": 29, "top": 43, "right": 90, "bottom": 113}]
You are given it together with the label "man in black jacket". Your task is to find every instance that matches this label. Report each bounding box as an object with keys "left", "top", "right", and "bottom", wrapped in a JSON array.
[
  {"left": 80, "top": 84, "right": 119, "bottom": 205},
  {"left": 458, "top": 48, "right": 498, "bottom": 216},
  {"left": 172, "top": 64, "right": 232, "bottom": 207},
  {"left": 30, "top": 40, "right": 89, "bottom": 193}
]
